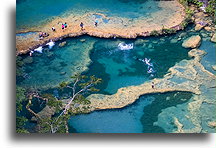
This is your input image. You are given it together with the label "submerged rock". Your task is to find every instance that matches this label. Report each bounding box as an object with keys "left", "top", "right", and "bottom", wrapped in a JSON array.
[
  {"left": 60, "top": 71, "right": 66, "bottom": 75},
  {"left": 178, "top": 32, "right": 186, "bottom": 38},
  {"left": 182, "top": 35, "right": 201, "bottom": 48},
  {"left": 211, "top": 65, "right": 216, "bottom": 71},
  {"left": 23, "top": 56, "right": 33, "bottom": 64},
  {"left": 134, "top": 39, "right": 147, "bottom": 46},
  {"left": 208, "top": 121, "right": 216, "bottom": 128},
  {"left": 210, "top": 33, "right": 216, "bottom": 43},
  {"left": 80, "top": 39, "right": 86, "bottom": 43},
  {"left": 170, "top": 38, "right": 178, "bottom": 44},
  {"left": 59, "top": 41, "right": 67, "bottom": 47}
]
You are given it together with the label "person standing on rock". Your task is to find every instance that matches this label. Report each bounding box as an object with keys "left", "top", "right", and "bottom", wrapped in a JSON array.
[
  {"left": 62, "top": 23, "right": 65, "bottom": 31},
  {"left": 64, "top": 22, "right": 67, "bottom": 29},
  {"left": 95, "top": 19, "right": 98, "bottom": 27},
  {"left": 151, "top": 82, "right": 155, "bottom": 89},
  {"left": 52, "top": 27, "right": 56, "bottom": 31},
  {"left": 80, "top": 22, "right": 84, "bottom": 30}
]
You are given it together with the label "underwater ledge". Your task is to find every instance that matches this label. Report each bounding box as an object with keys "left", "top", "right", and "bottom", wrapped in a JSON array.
[
  {"left": 59, "top": 48, "right": 215, "bottom": 112},
  {"left": 67, "top": 48, "right": 216, "bottom": 133},
  {"left": 16, "top": 0, "right": 186, "bottom": 55}
]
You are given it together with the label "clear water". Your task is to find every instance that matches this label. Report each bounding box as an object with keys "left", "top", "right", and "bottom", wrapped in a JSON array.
[
  {"left": 16, "top": 34, "right": 190, "bottom": 94},
  {"left": 16, "top": 0, "right": 216, "bottom": 133},
  {"left": 69, "top": 91, "right": 193, "bottom": 133},
  {"left": 84, "top": 36, "right": 191, "bottom": 94},
  {"left": 200, "top": 38, "right": 216, "bottom": 74},
  {"left": 16, "top": 0, "right": 165, "bottom": 30},
  {"left": 17, "top": 36, "right": 95, "bottom": 89}
]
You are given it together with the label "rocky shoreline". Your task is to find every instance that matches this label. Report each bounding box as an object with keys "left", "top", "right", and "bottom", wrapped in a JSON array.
[
  {"left": 16, "top": 0, "right": 186, "bottom": 55},
  {"left": 18, "top": 0, "right": 216, "bottom": 133}
]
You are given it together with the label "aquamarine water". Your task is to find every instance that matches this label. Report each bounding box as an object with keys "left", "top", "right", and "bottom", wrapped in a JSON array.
[
  {"left": 17, "top": 33, "right": 191, "bottom": 94},
  {"left": 200, "top": 37, "right": 216, "bottom": 74},
  {"left": 17, "top": 0, "right": 162, "bottom": 30},
  {"left": 69, "top": 92, "right": 193, "bottom": 133},
  {"left": 16, "top": 22, "right": 216, "bottom": 133},
  {"left": 16, "top": 0, "right": 216, "bottom": 133}
]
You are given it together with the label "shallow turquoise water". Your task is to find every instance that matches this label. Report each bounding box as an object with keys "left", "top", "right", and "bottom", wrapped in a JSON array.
[
  {"left": 16, "top": 0, "right": 216, "bottom": 133},
  {"left": 85, "top": 36, "right": 191, "bottom": 94},
  {"left": 200, "top": 38, "right": 216, "bottom": 74},
  {"left": 16, "top": 0, "right": 161, "bottom": 30},
  {"left": 69, "top": 91, "right": 193, "bottom": 133},
  {"left": 17, "top": 36, "right": 95, "bottom": 89},
  {"left": 17, "top": 34, "right": 190, "bottom": 94},
  {"left": 16, "top": 24, "right": 216, "bottom": 133}
]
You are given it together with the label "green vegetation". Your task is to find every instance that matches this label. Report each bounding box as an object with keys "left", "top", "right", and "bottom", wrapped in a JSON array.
[
  {"left": 16, "top": 86, "right": 29, "bottom": 133},
  {"left": 180, "top": 0, "right": 203, "bottom": 6},
  {"left": 161, "top": 28, "right": 177, "bottom": 35},
  {"left": 180, "top": 21, "right": 189, "bottom": 29},
  {"left": 150, "top": 30, "right": 160, "bottom": 36},
  {"left": 193, "top": 0, "right": 204, "bottom": 7},
  {"left": 180, "top": 0, "right": 215, "bottom": 16},
  {"left": 16, "top": 56, "right": 25, "bottom": 77},
  {"left": 205, "top": 0, "right": 216, "bottom": 16},
  {"left": 185, "top": 7, "right": 194, "bottom": 16},
  {"left": 16, "top": 74, "right": 102, "bottom": 133}
]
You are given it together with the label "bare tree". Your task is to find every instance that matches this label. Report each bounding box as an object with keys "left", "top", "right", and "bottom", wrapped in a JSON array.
[{"left": 26, "top": 74, "right": 102, "bottom": 133}]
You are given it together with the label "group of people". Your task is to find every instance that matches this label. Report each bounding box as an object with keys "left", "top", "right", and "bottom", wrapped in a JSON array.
[
  {"left": 39, "top": 32, "right": 49, "bottom": 39},
  {"left": 39, "top": 19, "right": 99, "bottom": 38},
  {"left": 52, "top": 19, "right": 98, "bottom": 32},
  {"left": 61, "top": 22, "right": 68, "bottom": 31}
]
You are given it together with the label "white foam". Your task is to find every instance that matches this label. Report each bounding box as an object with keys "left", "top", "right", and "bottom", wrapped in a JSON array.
[
  {"left": 118, "top": 42, "right": 133, "bottom": 50},
  {"left": 46, "top": 41, "right": 55, "bottom": 49},
  {"left": 34, "top": 46, "right": 43, "bottom": 53}
]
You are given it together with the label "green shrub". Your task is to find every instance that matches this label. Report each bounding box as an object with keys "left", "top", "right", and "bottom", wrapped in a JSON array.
[
  {"left": 205, "top": 0, "right": 216, "bottom": 16},
  {"left": 150, "top": 30, "right": 160, "bottom": 36},
  {"left": 162, "top": 28, "right": 177, "bottom": 34}
]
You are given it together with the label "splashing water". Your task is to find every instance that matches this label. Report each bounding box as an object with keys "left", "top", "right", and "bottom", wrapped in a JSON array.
[{"left": 118, "top": 42, "right": 134, "bottom": 50}]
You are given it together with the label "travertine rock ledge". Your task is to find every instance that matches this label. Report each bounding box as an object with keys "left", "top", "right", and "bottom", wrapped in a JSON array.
[
  {"left": 86, "top": 49, "right": 215, "bottom": 110},
  {"left": 16, "top": 0, "right": 186, "bottom": 54}
]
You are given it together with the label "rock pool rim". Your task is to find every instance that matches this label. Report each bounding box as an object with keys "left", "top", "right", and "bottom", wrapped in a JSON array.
[
  {"left": 16, "top": 22, "right": 189, "bottom": 56},
  {"left": 16, "top": 0, "right": 187, "bottom": 55}
]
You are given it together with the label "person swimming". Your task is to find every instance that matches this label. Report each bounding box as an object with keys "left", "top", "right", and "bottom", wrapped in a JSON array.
[
  {"left": 147, "top": 67, "right": 154, "bottom": 73},
  {"left": 144, "top": 58, "right": 153, "bottom": 67}
]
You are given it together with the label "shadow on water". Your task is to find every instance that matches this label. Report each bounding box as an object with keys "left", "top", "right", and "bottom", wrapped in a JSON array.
[{"left": 68, "top": 91, "right": 193, "bottom": 133}]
